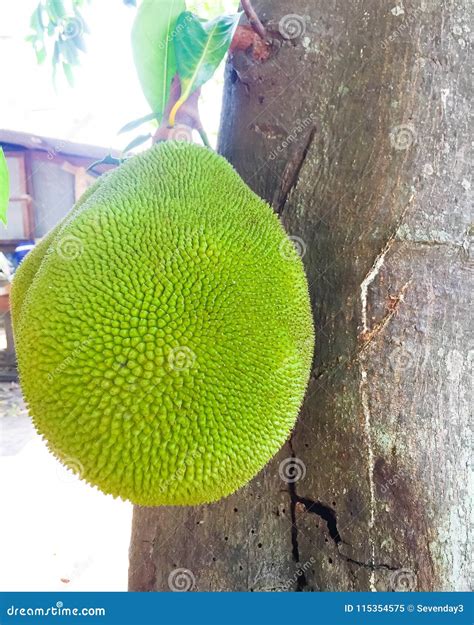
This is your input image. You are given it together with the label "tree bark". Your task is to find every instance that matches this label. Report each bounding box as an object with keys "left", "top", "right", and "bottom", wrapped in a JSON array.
[{"left": 129, "top": 0, "right": 472, "bottom": 591}]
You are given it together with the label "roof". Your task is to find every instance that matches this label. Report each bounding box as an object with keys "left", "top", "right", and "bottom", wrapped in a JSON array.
[{"left": 0, "top": 129, "right": 122, "bottom": 161}]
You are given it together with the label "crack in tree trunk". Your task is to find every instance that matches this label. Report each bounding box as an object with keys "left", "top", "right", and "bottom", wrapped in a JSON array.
[{"left": 275, "top": 126, "right": 318, "bottom": 214}]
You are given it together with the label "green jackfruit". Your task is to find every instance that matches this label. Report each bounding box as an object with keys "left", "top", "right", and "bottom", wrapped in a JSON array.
[{"left": 12, "top": 142, "right": 314, "bottom": 506}]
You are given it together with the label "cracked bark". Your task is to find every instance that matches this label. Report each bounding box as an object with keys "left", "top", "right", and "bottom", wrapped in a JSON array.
[
  {"left": 129, "top": 0, "right": 472, "bottom": 591},
  {"left": 274, "top": 126, "right": 318, "bottom": 214}
]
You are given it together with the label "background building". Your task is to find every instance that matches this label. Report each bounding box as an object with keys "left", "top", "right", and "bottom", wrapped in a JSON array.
[{"left": 0, "top": 129, "right": 120, "bottom": 378}]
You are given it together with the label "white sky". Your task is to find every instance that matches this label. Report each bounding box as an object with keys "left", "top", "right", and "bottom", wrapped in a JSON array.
[{"left": 0, "top": 0, "right": 236, "bottom": 151}]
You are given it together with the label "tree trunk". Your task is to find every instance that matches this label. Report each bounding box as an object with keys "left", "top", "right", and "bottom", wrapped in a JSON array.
[{"left": 129, "top": 0, "right": 472, "bottom": 591}]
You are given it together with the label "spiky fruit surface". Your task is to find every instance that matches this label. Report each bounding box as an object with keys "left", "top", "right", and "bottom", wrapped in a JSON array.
[{"left": 12, "top": 142, "right": 314, "bottom": 506}]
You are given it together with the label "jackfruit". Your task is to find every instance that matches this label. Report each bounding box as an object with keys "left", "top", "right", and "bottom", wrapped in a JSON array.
[{"left": 12, "top": 142, "right": 314, "bottom": 506}]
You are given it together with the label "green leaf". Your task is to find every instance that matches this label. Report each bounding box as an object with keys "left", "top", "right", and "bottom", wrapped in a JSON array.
[
  {"left": 74, "top": 5, "right": 89, "bottom": 34},
  {"left": 123, "top": 133, "right": 152, "bottom": 152},
  {"left": 87, "top": 154, "right": 123, "bottom": 173},
  {"left": 52, "top": 40, "right": 60, "bottom": 64},
  {"left": 62, "top": 62, "right": 74, "bottom": 86},
  {"left": 30, "top": 5, "right": 44, "bottom": 33},
  {"left": 35, "top": 46, "right": 47, "bottom": 64},
  {"left": 0, "top": 148, "right": 9, "bottom": 226},
  {"left": 48, "top": 0, "right": 66, "bottom": 20},
  {"left": 131, "top": 0, "right": 185, "bottom": 121},
  {"left": 170, "top": 11, "right": 241, "bottom": 125},
  {"left": 73, "top": 33, "right": 87, "bottom": 53},
  {"left": 118, "top": 112, "right": 159, "bottom": 134},
  {"left": 62, "top": 38, "right": 80, "bottom": 65}
]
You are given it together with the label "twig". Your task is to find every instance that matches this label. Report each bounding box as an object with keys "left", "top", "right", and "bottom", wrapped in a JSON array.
[{"left": 241, "top": 0, "right": 267, "bottom": 41}]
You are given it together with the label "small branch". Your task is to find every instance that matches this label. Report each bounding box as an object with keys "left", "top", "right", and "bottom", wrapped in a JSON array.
[{"left": 241, "top": 0, "right": 267, "bottom": 41}]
